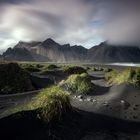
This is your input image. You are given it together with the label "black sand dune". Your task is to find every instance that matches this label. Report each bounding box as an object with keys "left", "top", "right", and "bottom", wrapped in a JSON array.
[{"left": 1, "top": 71, "right": 140, "bottom": 140}]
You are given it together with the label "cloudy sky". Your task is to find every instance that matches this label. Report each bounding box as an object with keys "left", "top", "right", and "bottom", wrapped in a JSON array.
[{"left": 0, "top": 0, "right": 140, "bottom": 52}]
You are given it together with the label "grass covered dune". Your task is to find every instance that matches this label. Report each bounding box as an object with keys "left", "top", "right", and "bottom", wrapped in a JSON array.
[
  {"left": 11, "top": 86, "right": 72, "bottom": 123},
  {"left": 59, "top": 73, "right": 93, "bottom": 94},
  {"left": 105, "top": 68, "right": 140, "bottom": 87},
  {"left": 8, "top": 70, "right": 94, "bottom": 123},
  {"left": 0, "top": 63, "right": 34, "bottom": 94}
]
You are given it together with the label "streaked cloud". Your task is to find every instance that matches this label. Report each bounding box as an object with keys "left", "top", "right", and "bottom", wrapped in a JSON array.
[{"left": 0, "top": 0, "right": 140, "bottom": 52}]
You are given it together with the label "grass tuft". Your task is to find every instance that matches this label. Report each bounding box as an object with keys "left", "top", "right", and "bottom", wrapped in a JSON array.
[
  {"left": 105, "top": 68, "right": 140, "bottom": 87},
  {"left": 10, "top": 86, "right": 71, "bottom": 122},
  {"left": 59, "top": 73, "right": 93, "bottom": 94}
]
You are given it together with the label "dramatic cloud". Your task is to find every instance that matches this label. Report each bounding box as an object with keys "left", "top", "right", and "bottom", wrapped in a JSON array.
[{"left": 0, "top": 0, "right": 140, "bottom": 52}]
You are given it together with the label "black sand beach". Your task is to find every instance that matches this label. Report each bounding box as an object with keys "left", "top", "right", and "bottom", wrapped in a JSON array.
[{"left": 1, "top": 70, "right": 140, "bottom": 140}]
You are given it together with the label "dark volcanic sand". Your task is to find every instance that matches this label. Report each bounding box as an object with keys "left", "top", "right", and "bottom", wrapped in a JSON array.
[
  {"left": 1, "top": 109, "right": 140, "bottom": 140},
  {"left": 1, "top": 71, "right": 140, "bottom": 140}
]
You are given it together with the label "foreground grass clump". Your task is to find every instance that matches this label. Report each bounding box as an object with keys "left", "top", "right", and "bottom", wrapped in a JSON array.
[
  {"left": 105, "top": 70, "right": 118, "bottom": 81},
  {"left": 105, "top": 68, "right": 140, "bottom": 87},
  {"left": 133, "top": 69, "right": 140, "bottom": 87},
  {"left": 63, "top": 66, "right": 86, "bottom": 74},
  {"left": 12, "top": 86, "right": 71, "bottom": 122},
  {"left": 0, "top": 63, "right": 34, "bottom": 94},
  {"left": 39, "top": 86, "right": 71, "bottom": 122},
  {"left": 59, "top": 73, "right": 93, "bottom": 94}
]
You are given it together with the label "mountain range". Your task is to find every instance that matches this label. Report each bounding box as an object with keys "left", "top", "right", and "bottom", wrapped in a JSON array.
[{"left": 2, "top": 38, "right": 140, "bottom": 63}]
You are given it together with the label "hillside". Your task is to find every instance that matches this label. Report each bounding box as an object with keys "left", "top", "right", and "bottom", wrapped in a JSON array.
[
  {"left": 88, "top": 42, "right": 140, "bottom": 63},
  {"left": 29, "top": 38, "right": 88, "bottom": 62},
  {"left": 2, "top": 39, "right": 140, "bottom": 63}
]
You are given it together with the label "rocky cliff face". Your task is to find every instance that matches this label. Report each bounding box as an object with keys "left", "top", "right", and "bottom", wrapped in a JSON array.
[
  {"left": 2, "top": 39, "right": 140, "bottom": 63},
  {"left": 32, "top": 38, "right": 88, "bottom": 62},
  {"left": 3, "top": 47, "right": 49, "bottom": 62},
  {"left": 3, "top": 38, "right": 88, "bottom": 62},
  {"left": 3, "top": 48, "right": 35, "bottom": 61}
]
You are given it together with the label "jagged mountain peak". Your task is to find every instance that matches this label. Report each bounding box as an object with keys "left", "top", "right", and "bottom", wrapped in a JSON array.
[
  {"left": 42, "top": 38, "right": 59, "bottom": 46},
  {"left": 62, "top": 44, "right": 71, "bottom": 47},
  {"left": 15, "top": 41, "right": 41, "bottom": 49},
  {"left": 94, "top": 41, "right": 109, "bottom": 47}
]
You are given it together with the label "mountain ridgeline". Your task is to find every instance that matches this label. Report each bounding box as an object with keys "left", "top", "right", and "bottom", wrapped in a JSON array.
[{"left": 2, "top": 39, "right": 140, "bottom": 63}]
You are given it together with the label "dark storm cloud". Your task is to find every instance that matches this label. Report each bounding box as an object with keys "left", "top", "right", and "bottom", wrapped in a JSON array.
[{"left": 0, "top": 0, "right": 140, "bottom": 52}]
